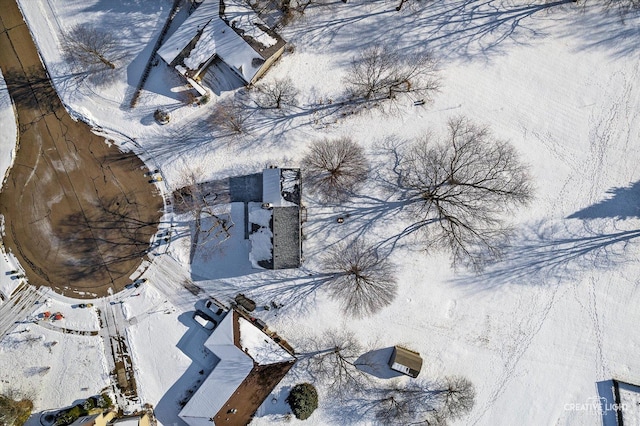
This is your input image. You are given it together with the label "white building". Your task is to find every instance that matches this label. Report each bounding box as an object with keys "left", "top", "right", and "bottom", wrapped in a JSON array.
[{"left": 157, "top": 0, "right": 286, "bottom": 95}]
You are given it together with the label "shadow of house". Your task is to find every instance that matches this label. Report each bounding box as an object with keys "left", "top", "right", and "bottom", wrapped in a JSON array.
[
  {"left": 355, "top": 347, "right": 404, "bottom": 379},
  {"left": 249, "top": 168, "right": 303, "bottom": 270},
  {"left": 156, "top": 0, "right": 286, "bottom": 96},
  {"left": 178, "top": 310, "right": 295, "bottom": 426}
]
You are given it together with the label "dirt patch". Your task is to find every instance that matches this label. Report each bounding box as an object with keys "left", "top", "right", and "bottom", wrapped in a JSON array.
[{"left": 0, "top": 0, "right": 163, "bottom": 298}]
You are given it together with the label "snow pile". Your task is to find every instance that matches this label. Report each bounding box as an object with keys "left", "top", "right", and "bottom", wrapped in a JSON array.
[
  {"left": 248, "top": 207, "right": 273, "bottom": 268},
  {"left": 249, "top": 206, "right": 272, "bottom": 227},
  {"left": 238, "top": 317, "right": 294, "bottom": 365},
  {"left": 0, "top": 70, "right": 16, "bottom": 187}
]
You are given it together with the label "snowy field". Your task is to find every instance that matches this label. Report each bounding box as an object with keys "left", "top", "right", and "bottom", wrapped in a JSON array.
[{"left": 0, "top": 0, "right": 639, "bottom": 425}]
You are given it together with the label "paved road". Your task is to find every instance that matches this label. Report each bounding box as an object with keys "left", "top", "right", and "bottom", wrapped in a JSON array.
[{"left": 0, "top": 0, "right": 163, "bottom": 297}]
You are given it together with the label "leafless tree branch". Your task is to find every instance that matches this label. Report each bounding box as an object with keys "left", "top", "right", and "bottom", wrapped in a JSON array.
[
  {"left": 322, "top": 240, "right": 397, "bottom": 318},
  {"left": 393, "top": 116, "right": 533, "bottom": 268},
  {"left": 303, "top": 137, "right": 369, "bottom": 202},
  {"left": 344, "top": 46, "right": 440, "bottom": 106}
]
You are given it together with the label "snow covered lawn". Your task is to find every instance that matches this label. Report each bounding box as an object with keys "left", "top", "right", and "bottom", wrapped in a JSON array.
[{"left": 0, "top": 0, "right": 638, "bottom": 425}]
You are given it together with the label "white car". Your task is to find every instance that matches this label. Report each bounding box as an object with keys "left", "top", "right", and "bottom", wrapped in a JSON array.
[{"left": 193, "top": 310, "right": 216, "bottom": 330}]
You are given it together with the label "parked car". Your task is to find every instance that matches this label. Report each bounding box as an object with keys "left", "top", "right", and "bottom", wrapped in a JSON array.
[
  {"left": 205, "top": 299, "right": 225, "bottom": 316},
  {"left": 193, "top": 310, "right": 217, "bottom": 330}
]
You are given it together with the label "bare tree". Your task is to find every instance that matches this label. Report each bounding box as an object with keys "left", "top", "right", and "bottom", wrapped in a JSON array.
[
  {"left": 62, "top": 24, "right": 122, "bottom": 84},
  {"left": 374, "top": 381, "right": 441, "bottom": 425},
  {"left": 303, "top": 137, "right": 369, "bottom": 202},
  {"left": 436, "top": 376, "right": 476, "bottom": 420},
  {"left": 304, "top": 328, "right": 369, "bottom": 396},
  {"left": 210, "top": 98, "right": 251, "bottom": 135},
  {"left": 394, "top": 116, "right": 533, "bottom": 268},
  {"left": 344, "top": 46, "right": 439, "bottom": 104},
  {"left": 173, "top": 168, "right": 234, "bottom": 262},
  {"left": 322, "top": 240, "right": 397, "bottom": 318},
  {"left": 255, "top": 77, "right": 299, "bottom": 109},
  {"left": 594, "top": 0, "right": 640, "bottom": 12},
  {"left": 374, "top": 377, "right": 475, "bottom": 425}
]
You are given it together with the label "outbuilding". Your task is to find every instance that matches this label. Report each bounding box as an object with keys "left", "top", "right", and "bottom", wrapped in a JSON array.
[{"left": 388, "top": 346, "right": 423, "bottom": 378}]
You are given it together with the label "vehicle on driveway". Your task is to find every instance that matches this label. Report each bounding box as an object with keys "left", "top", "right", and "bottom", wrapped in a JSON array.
[{"left": 193, "top": 310, "right": 217, "bottom": 330}]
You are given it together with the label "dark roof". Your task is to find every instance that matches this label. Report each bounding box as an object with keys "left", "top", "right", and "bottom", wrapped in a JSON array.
[{"left": 272, "top": 206, "right": 301, "bottom": 269}]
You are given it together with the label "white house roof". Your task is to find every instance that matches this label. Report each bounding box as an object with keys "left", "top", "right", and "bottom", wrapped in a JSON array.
[
  {"left": 157, "top": 0, "right": 279, "bottom": 84},
  {"left": 157, "top": 0, "right": 218, "bottom": 66},
  {"left": 238, "top": 317, "right": 294, "bottom": 365},
  {"left": 179, "top": 312, "right": 253, "bottom": 422},
  {"left": 179, "top": 311, "right": 296, "bottom": 425}
]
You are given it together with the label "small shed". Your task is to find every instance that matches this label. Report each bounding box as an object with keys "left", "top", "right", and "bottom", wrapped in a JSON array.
[{"left": 388, "top": 346, "right": 423, "bottom": 378}]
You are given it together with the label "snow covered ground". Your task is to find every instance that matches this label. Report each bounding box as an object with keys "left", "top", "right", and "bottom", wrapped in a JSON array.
[{"left": 0, "top": 0, "right": 639, "bottom": 425}]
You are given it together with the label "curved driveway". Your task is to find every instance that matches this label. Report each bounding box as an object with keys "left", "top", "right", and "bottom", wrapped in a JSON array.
[{"left": 0, "top": 0, "right": 163, "bottom": 297}]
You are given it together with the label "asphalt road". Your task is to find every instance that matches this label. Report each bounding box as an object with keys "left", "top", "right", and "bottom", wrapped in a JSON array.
[{"left": 0, "top": 0, "right": 163, "bottom": 297}]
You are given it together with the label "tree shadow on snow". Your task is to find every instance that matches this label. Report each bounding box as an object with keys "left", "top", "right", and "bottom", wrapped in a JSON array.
[
  {"left": 204, "top": 270, "right": 335, "bottom": 316},
  {"left": 293, "top": 0, "right": 575, "bottom": 62},
  {"left": 561, "top": 1, "right": 640, "bottom": 58},
  {"left": 452, "top": 182, "right": 640, "bottom": 289}
]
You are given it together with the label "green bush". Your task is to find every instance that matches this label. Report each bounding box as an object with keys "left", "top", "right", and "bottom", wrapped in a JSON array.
[
  {"left": 0, "top": 394, "right": 33, "bottom": 426},
  {"left": 287, "top": 383, "right": 318, "bottom": 420},
  {"left": 96, "top": 393, "right": 113, "bottom": 409},
  {"left": 54, "top": 404, "right": 88, "bottom": 426}
]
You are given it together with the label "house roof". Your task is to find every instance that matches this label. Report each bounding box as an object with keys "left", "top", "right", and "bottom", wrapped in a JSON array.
[
  {"left": 272, "top": 206, "right": 301, "bottom": 269},
  {"left": 256, "top": 168, "right": 302, "bottom": 269},
  {"left": 157, "top": 0, "right": 285, "bottom": 84},
  {"left": 179, "top": 311, "right": 253, "bottom": 423},
  {"left": 390, "top": 346, "right": 423, "bottom": 375},
  {"left": 262, "top": 168, "right": 300, "bottom": 207},
  {"left": 179, "top": 311, "right": 295, "bottom": 426},
  {"left": 69, "top": 414, "right": 100, "bottom": 426}
]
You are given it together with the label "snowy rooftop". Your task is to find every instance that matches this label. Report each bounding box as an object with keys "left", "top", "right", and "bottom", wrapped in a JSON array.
[
  {"left": 157, "top": 0, "right": 285, "bottom": 84},
  {"left": 262, "top": 168, "right": 300, "bottom": 208},
  {"left": 179, "top": 311, "right": 294, "bottom": 425},
  {"left": 179, "top": 311, "right": 253, "bottom": 423},
  {"left": 238, "top": 317, "right": 294, "bottom": 365},
  {"left": 617, "top": 381, "right": 640, "bottom": 425},
  {"left": 252, "top": 168, "right": 302, "bottom": 269}
]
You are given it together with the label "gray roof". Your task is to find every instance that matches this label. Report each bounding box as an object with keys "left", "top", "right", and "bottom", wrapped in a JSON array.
[{"left": 272, "top": 206, "right": 301, "bottom": 269}]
